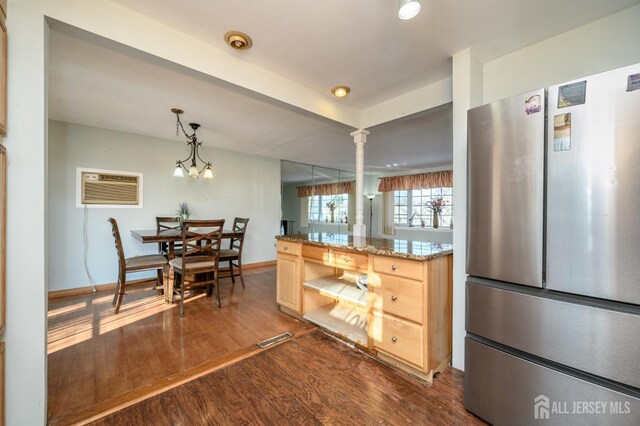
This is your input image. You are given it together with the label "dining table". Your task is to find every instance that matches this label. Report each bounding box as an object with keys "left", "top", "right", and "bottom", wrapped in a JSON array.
[{"left": 130, "top": 227, "right": 243, "bottom": 303}]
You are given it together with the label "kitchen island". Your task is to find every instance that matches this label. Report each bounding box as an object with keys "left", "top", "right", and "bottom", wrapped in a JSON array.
[{"left": 275, "top": 233, "right": 453, "bottom": 382}]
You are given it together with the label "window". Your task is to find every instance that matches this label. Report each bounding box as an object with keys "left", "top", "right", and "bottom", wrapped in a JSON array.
[
  {"left": 308, "top": 194, "right": 349, "bottom": 223},
  {"left": 393, "top": 187, "right": 452, "bottom": 228}
]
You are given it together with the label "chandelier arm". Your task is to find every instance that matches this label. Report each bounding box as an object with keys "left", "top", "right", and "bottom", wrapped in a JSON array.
[
  {"left": 195, "top": 143, "right": 209, "bottom": 165},
  {"left": 175, "top": 113, "right": 193, "bottom": 139},
  {"left": 178, "top": 148, "right": 194, "bottom": 164}
]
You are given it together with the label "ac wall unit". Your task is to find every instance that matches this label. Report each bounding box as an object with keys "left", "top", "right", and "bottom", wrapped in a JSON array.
[{"left": 76, "top": 168, "right": 143, "bottom": 208}]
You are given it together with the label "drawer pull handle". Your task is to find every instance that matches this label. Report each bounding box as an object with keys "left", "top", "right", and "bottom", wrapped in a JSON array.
[
  {"left": 391, "top": 295, "right": 398, "bottom": 301},
  {"left": 344, "top": 257, "right": 349, "bottom": 263},
  {"left": 391, "top": 336, "right": 398, "bottom": 343},
  {"left": 391, "top": 265, "right": 398, "bottom": 271},
  {"left": 283, "top": 246, "right": 288, "bottom": 251}
]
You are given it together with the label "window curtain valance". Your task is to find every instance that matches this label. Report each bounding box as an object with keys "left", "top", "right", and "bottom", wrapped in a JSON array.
[
  {"left": 297, "top": 181, "right": 355, "bottom": 197},
  {"left": 377, "top": 170, "right": 452, "bottom": 192}
]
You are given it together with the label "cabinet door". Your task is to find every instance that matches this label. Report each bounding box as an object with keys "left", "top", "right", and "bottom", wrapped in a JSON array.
[{"left": 276, "top": 255, "right": 299, "bottom": 312}]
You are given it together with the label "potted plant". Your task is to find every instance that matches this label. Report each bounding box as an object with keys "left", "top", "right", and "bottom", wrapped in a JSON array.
[{"left": 177, "top": 201, "right": 192, "bottom": 221}]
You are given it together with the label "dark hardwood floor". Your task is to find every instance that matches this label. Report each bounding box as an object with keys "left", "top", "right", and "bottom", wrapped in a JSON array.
[
  {"left": 91, "top": 331, "right": 486, "bottom": 425},
  {"left": 47, "top": 267, "right": 303, "bottom": 424}
]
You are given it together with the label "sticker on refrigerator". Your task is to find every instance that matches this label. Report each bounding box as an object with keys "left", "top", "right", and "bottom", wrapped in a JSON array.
[
  {"left": 627, "top": 73, "right": 640, "bottom": 92},
  {"left": 525, "top": 95, "right": 542, "bottom": 115},
  {"left": 558, "top": 81, "right": 586, "bottom": 108},
  {"left": 553, "top": 113, "right": 571, "bottom": 151}
]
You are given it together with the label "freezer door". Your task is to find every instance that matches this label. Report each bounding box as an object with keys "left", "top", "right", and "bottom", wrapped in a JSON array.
[
  {"left": 547, "top": 63, "right": 640, "bottom": 305},
  {"left": 467, "top": 89, "right": 545, "bottom": 287},
  {"left": 465, "top": 338, "right": 640, "bottom": 426}
]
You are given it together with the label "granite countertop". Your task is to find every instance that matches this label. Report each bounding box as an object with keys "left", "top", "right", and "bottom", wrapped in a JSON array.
[{"left": 275, "top": 233, "right": 452, "bottom": 261}]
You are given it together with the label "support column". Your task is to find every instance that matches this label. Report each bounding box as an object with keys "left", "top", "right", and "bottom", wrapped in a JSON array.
[
  {"left": 451, "top": 48, "right": 483, "bottom": 371},
  {"left": 350, "top": 129, "right": 369, "bottom": 240}
]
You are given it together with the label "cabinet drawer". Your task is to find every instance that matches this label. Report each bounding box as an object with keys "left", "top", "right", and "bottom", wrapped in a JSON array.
[
  {"left": 302, "top": 245, "right": 330, "bottom": 263},
  {"left": 371, "top": 311, "right": 423, "bottom": 367},
  {"left": 373, "top": 256, "right": 423, "bottom": 281},
  {"left": 277, "top": 240, "right": 300, "bottom": 256},
  {"left": 373, "top": 274, "right": 423, "bottom": 324},
  {"left": 332, "top": 250, "right": 368, "bottom": 271}
]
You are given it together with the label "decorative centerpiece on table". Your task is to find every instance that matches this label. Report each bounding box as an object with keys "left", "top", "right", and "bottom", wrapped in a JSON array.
[
  {"left": 427, "top": 197, "right": 447, "bottom": 229},
  {"left": 177, "top": 201, "right": 192, "bottom": 221},
  {"left": 326, "top": 201, "right": 336, "bottom": 223}
]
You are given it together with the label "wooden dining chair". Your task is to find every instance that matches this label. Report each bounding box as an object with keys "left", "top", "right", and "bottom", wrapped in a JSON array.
[
  {"left": 156, "top": 216, "right": 182, "bottom": 257},
  {"left": 108, "top": 218, "right": 168, "bottom": 314},
  {"left": 169, "top": 219, "right": 225, "bottom": 316},
  {"left": 219, "top": 217, "right": 249, "bottom": 288}
]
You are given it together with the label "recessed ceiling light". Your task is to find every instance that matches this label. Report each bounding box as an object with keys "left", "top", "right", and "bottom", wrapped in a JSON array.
[
  {"left": 386, "top": 164, "right": 391, "bottom": 168},
  {"left": 224, "top": 31, "right": 253, "bottom": 50},
  {"left": 398, "top": 0, "right": 421, "bottom": 20},
  {"left": 393, "top": 163, "right": 399, "bottom": 167},
  {"left": 331, "top": 86, "right": 351, "bottom": 98}
]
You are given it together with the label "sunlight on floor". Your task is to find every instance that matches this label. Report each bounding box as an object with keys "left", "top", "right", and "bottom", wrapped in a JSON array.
[{"left": 47, "top": 291, "right": 207, "bottom": 354}]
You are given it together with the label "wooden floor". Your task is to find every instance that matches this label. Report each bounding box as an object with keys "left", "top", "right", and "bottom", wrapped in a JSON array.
[
  {"left": 91, "top": 330, "right": 486, "bottom": 425},
  {"left": 47, "top": 267, "right": 303, "bottom": 424}
]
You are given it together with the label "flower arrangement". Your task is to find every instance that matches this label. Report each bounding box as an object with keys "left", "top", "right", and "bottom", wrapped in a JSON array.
[
  {"left": 177, "top": 201, "right": 192, "bottom": 221},
  {"left": 427, "top": 197, "right": 447, "bottom": 228},
  {"left": 427, "top": 197, "right": 447, "bottom": 214},
  {"left": 326, "top": 201, "right": 336, "bottom": 212}
]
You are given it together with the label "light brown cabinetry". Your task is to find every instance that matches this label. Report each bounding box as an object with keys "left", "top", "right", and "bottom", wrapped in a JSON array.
[
  {"left": 370, "top": 255, "right": 453, "bottom": 377},
  {"left": 275, "top": 238, "right": 452, "bottom": 382},
  {"left": 276, "top": 242, "right": 301, "bottom": 313},
  {"left": 371, "top": 273, "right": 423, "bottom": 324},
  {"left": 371, "top": 310, "right": 424, "bottom": 367}
]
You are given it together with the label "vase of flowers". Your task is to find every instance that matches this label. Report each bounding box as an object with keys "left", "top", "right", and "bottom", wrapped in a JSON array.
[
  {"left": 326, "top": 201, "right": 336, "bottom": 223},
  {"left": 177, "top": 201, "right": 192, "bottom": 221},
  {"left": 427, "top": 197, "right": 447, "bottom": 229}
]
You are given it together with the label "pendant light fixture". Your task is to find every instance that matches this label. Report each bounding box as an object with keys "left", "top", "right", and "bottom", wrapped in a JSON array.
[
  {"left": 398, "top": 0, "right": 421, "bottom": 20},
  {"left": 171, "top": 108, "right": 214, "bottom": 179}
]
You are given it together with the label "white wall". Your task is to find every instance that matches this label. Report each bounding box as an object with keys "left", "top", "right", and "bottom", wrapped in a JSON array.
[
  {"left": 5, "top": 1, "right": 49, "bottom": 423},
  {"left": 451, "top": 48, "right": 484, "bottom": 371},
  {"left": 48, "top": 121, "right": 281, "bottom": 291},
  {"left": 484, "top": 5, "right": 640, "bottom": 103}
]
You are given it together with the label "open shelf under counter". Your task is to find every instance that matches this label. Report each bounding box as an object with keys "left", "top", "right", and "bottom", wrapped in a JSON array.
[
  {"left": 303, "top": 276, "right": 368, "bottom": 308},
  {"left": 303, "top": 304, "right": 368, "bottom": 346}
]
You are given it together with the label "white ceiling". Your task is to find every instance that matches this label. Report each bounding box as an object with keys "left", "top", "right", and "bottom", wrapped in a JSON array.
[
  {"left": 48, "top": 1, "right": 639, "bottom": 173},
  {"left": 110, "top": 0, "right": 639, "bottom": 108}
]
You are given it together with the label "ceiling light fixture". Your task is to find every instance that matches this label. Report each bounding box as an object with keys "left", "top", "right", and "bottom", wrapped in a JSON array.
[
  {"left": 224, "top": 31, "right": 253, "bottom": 50},
  {"left": 398, "top": 0, "right": 421, "bottom": 20},
  {"left": 171, "top": 108, "right": 214, "bottom": 179},
  {"left": 331, "top": 86, "right": 351, "bottom": 98}
]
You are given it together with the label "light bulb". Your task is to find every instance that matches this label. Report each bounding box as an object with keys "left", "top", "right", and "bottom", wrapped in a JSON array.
[
  {"left": 173, "top": 164, "right": 184, "bottom": 177},
  {"left": 203, "top": 166, "right": 214, "bottom": 180},
  {"left": 189, "top": 165, "right": 199, "bottom": 178},
  {"left": 399, "top": 0, "right": 421, "bottom": 20},
  {"left": 331, "top": 85, "right": 351, "bottom": 98}
]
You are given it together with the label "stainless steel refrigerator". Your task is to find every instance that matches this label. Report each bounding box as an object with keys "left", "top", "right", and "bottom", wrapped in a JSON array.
[{"left": 465, "top": 63, "right": 640, "bottom": 425}]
